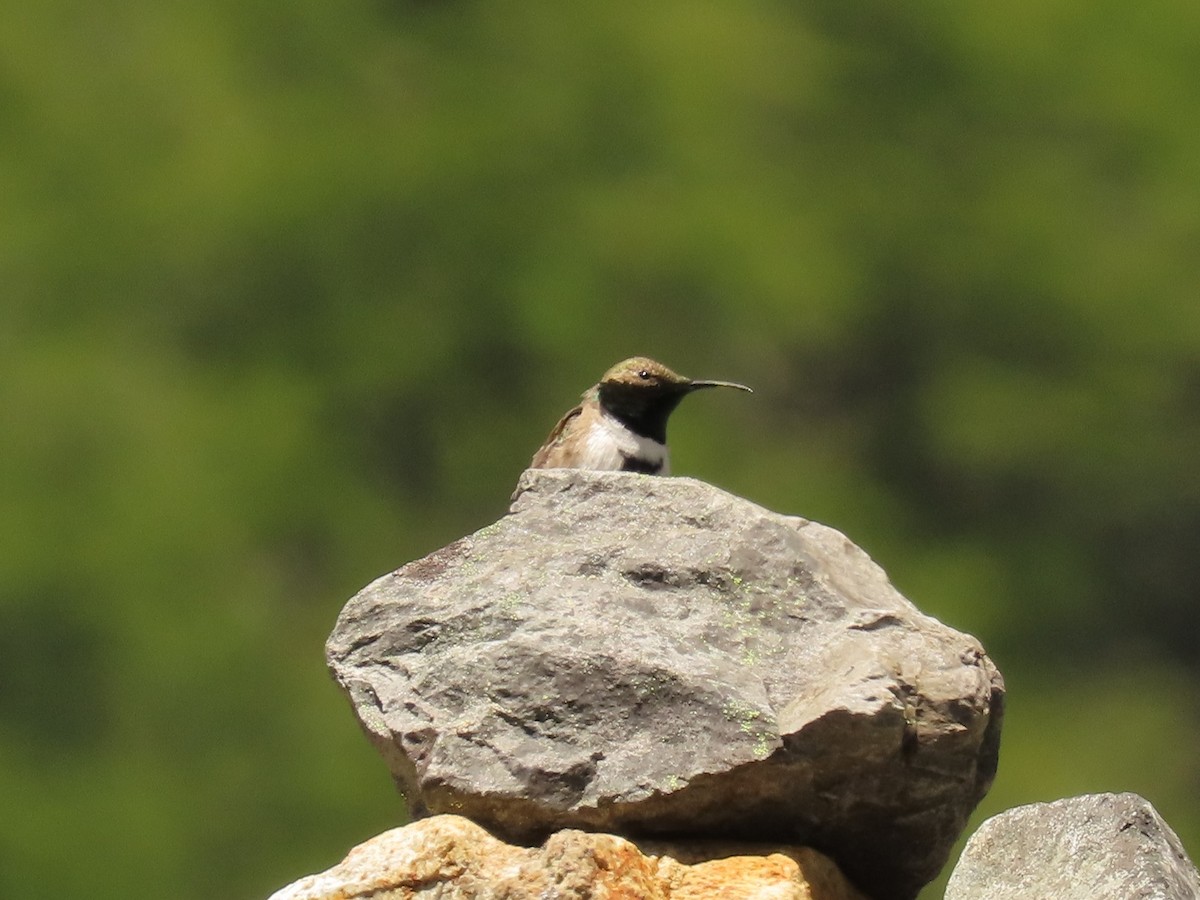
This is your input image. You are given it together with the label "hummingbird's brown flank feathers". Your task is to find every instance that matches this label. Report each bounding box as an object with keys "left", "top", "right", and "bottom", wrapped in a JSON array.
[{"left": 528, "top": 403, "right": 585, "bottom": 469}]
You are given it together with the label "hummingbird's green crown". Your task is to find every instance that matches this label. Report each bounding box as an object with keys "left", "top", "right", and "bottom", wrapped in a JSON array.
[{"left": 599, "top": 357, "right": 691, "bottom": 391}]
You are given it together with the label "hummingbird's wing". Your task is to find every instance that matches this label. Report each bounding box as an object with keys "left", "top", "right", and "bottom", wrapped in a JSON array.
[{"left": 530, "top": 404, "right": 583, "bottom": 468}]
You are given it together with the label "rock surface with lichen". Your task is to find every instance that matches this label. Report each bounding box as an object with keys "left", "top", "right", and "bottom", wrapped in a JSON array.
[{"left": 326, "top": 469, "right": 1004, "bottom": 899}]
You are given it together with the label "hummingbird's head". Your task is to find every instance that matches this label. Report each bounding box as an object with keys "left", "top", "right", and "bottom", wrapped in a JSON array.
[
  {"left": 599, "top": 357, "right": 691, "bottom": 392},
  {"left": 596, "top": 357, "right": 752, "bottom": 442}
]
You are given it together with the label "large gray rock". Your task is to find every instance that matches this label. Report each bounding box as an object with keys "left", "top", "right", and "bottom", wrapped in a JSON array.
[
  {"left": 945, "top": 793, "right": 1200, "bottom": 899},
  {"left": 327, "top": 469, "right": 1004, "bottom": 899}
]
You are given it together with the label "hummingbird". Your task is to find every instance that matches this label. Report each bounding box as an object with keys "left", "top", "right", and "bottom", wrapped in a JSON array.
[{"left": 529, "top": 357, "right": 752, "bottom": 474}]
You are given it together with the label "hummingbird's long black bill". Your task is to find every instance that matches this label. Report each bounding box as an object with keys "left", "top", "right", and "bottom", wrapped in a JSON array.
[{"left": 687, "top": 379, "right": 753, "bottom": 393}]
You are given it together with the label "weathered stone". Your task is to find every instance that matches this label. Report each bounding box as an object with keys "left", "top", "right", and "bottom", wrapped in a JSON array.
[
  {"left": 267, "top": 814, "right": 867, "bottom": 900},
  {"left": 327, "top": 469, "right": 1004, "bottom": 899},
  {"left": 945, "top": 792, "right": 1200, "bottom": 900}
]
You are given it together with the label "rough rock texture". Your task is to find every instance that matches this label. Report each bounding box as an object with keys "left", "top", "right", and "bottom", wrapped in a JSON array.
[
  {"left": 268, "top": 814, "right": 867, "bottom": 900},
  {"left": 945, "top": 792, "right": 1200, "bottom": 899},
  {"left": 327, "top": 470, "right": 1005, "bottom": 899}
]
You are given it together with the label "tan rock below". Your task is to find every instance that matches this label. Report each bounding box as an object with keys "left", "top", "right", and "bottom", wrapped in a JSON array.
[{"left": 269, "top": 815, "right": 868, "bottom": 900}]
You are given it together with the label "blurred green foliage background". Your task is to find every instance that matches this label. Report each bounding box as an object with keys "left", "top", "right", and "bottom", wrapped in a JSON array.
[{"left": 2, "top": 1, "right": 1198, "bottom": 897}]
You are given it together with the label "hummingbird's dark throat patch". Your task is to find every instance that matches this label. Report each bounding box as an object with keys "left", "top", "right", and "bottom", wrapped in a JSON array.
[{"left": 597, "top": 383, "right": 688, "bottom": 444}]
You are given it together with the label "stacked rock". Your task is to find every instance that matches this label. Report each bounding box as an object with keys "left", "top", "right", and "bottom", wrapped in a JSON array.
[
  {"left": 278, "top": 470, "right": 1006, "bottom": 899},
  {"left": 269, "top": 471, "right": 1200, "bottom": 898}
]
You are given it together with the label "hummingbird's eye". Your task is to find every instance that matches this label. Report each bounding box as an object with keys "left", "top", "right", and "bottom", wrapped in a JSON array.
[{"left": 638, "top": 369, "right": 650, "bottom": 379}]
